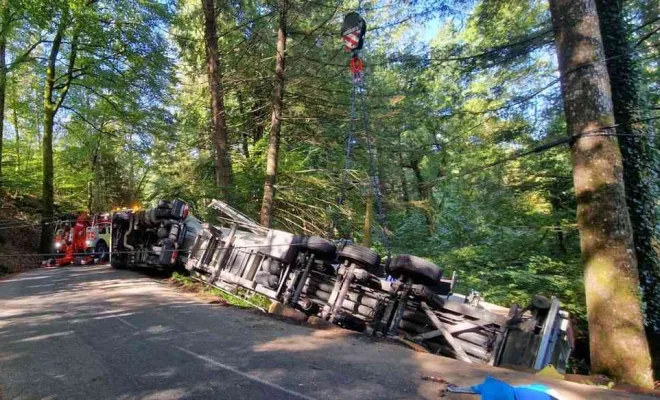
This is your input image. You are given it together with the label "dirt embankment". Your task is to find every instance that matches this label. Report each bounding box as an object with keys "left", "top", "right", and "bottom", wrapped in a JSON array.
[{"left": 0, "top": 195, "right": 42, "bottom": 275}]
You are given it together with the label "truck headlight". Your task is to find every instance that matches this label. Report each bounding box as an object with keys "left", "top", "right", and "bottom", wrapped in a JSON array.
[
  {"left": 55, "top": 242, "right": 61, "bottom": 249},
  {"left": 86, "top": 240, "right": 93, "bottom": 247}
]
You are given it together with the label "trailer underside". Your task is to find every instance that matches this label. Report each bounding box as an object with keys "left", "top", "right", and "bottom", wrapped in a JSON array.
[{"left": 111, "top": 199, "right": 573, "bottom": 372}]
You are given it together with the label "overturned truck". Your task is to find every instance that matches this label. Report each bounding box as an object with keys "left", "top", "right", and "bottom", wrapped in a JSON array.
[
  {"left": 111, "top": 199, "right": 573, "bottom": 372},
  {"left": 111, "top": 200, "right": 198, "bottom": 270}
]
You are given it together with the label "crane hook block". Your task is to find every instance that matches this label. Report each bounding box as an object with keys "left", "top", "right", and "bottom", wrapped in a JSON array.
[{"left": 341, "top": 12, "right": 366, "bottom": 52}]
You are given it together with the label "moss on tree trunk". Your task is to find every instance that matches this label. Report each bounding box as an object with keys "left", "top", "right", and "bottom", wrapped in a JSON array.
[
  {"left": 548, "top": 0, "right": 654, "bottom": 388},
  {"left": 595, "top": 0, "right": 660, "bottom": 375}
]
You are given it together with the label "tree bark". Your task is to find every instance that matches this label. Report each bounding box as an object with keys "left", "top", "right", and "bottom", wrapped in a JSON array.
[
  {"left": 362, "top": 194, "right": 372, "bottom": 247},
  {"left": 237, "top": 90, "right": 250, "bottom": 158},
  {"left": 398, "top": 135, "right": 409, "bottom": 203},
  {"left": 410, "top": 159, "right": 427, "bottom": 199},
  {"left": 87, "top": 135, "right": 101, "bottom": 213},
  {"left": 40, "top": 109, "right": 56, "bottom": 254},
  {"left": 549, "top": 182, "right": 568, "bottom": 255},
  {"left": 125, "top": 134, "right": 133, "bottom": 206},
  {"left": 12, "top": 99, "right": 19, "bottom": 171},
  {"left": 595, "top": 0, "right": 660, "bottom": 356},
  {"left": 408, "top": 159, "right": 434, "bottom": 232},
  {"left": 260, "top": 0, "right": 287, "bottom": 228},
  {"left": 39, "top": 14, "right": 77, "bottom": 254},
  {"left": 252, "top": 88, "right": 266, "bottom": 143},
  {"left": 201, "top": 0, "right": 231, "bottom": 200},
  {"left": 0, "top": 1, "right": 7, "bottom": 190},
  {"left": 399, "top": 164, "right": 409, "bottom": 203},
  {"left": 549, "top": 0, "right": 654, "bottom": 388}
]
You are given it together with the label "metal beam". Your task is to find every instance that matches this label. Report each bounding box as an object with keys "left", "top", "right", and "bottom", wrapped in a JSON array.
[{"left": 420, "top": 301, "right": 472, "bottom": 363}]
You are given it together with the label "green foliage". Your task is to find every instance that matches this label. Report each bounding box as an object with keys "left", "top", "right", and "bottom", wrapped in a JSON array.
[
  {"left": 171, "top": 272, "right": 272, "bottom": 309},
  {"left": 1, "top": 0, "right": 659, "bottom": 374}
]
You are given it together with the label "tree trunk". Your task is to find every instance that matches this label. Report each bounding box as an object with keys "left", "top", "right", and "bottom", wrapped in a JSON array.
[
  {"left": 39, "top": 29, "right": 64, "bottom": 254},
  {"left": 237, "top": 90, "right": 250, "bottom": 158},
  {"left": 12, "top": 101, "right": 19, "bottom": 171},
  {"left": 398, "top": 134, "right": 409, "bottom": 203},
  {"left": 40, "top": 104, "right": 56, "bottom": 254},
  {"left": 363, "top": 194, "right": 372, "bottom": 247},
  {"left": 39, "top": 15, "right": 76, "bottom": 254},
  {"left": 409, "top": 159, "right": 434, "bottom": 232},
  {"left": 201, "top": 0, "right": 231, "bottom": 200},
  {"left": 34, "top": 82, "right": 41, "bottom": 145},
  {"left": 549, "top": 0, "right": 654, "bottom": 388},
  {"left": 399, "top": 164, "right": 409, "bottom": 203},
  {"left": 410, "top": 159, "right": 427, "bottom": 199},
  {"left": 549, "top": 183, "right": 567, "bottom": 255},
  {"left": 260, "top": 0, "right": 287, "bottom": 228},
  {"left": 252, "top": 88, "right": 266, "bottom": 143},
  {"left": 127, "top": 134, "right": 134, "bottom": 206},
  {"left": 0, "top": 6, "right": 6, "bottom": 190},
  {"left": 87, "top": 136, "right": 101, "bottom": 213},
  {"left": 595, "top": 0, "right": 660, "bottom": 366}
]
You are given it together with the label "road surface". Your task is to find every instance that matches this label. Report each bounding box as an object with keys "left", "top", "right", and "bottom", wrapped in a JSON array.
[{"left": 0, "top": 265, "right": 652, "bottom": 400}]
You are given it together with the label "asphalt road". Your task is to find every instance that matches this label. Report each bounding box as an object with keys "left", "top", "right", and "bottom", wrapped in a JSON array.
[{"left": 0, "top": 265, "right": 651, "bottom": 400}]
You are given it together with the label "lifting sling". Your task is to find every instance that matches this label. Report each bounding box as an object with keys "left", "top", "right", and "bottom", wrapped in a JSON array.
[{"left": 338, "top": 12, "right": 391, "bottom": 259}]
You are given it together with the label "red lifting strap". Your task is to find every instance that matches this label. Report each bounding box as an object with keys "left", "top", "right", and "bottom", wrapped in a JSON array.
[{"left": 349, "top": 56, "right": 364, "bottom": 74}]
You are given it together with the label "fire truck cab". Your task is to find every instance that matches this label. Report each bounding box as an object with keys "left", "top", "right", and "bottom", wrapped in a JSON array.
[{"left": 85, "top": 213, "right": 111, "bottom": 261}]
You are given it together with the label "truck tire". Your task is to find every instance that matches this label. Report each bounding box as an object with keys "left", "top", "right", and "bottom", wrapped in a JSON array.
[
  {"left": 298, "top": 236, "right": 336, "bottom": 259},
  {"left": 94, "top": 240, "right": 110, "bottom": 262},
  {"left": 110, "top": 257, "right": 127, "bottom": 269},
  {"left": 387, "top": 254, "right": 442, "bottom": 285},
  {"left": 337, "top": 244, "right": 380, "bottom": 271}
]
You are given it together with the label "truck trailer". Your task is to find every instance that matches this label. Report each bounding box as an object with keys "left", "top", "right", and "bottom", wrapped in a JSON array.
[{"left": 110, "top": 199, "right": 573, "bottom": 372}]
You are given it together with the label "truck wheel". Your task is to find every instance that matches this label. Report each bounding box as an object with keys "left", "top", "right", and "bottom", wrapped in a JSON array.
[
  {"left": 110, "top": 258, "right": 126, "bottom": 269},
  {"left": 298, "top": 236, "right": 336, "bottom": 259},
  {"left": 387, "top": 254, "right": 442, "bottom": 286},
  {"left": 337, "top": 244, "right": 380, "bottom": 272},
  {"left": 95, "top": 241, "right": 110, "bottom": 261}
]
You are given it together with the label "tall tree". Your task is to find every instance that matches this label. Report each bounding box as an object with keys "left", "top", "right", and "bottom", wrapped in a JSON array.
[
  {"left": 595, "top": 0, "right": 660, "bottom": 356},
  {"left": 38, "top": 0, "right": 173, "bottom": 251},
  {"left": 40, "top": 8, "right": 77, "bottom": 254},
  {"left": 201, "top": 0, "right": 231, "bottom": 200},
  {"left": 0, "top": 0, "right": 41, "bottom": 189},
  {"left": 548, "top": 0, "right": 654, "bottom": 387},
  {"left": 260, "top": 0, "right": 287, "bottom": 227},
  {"left": 0, "top": 0, "right": 8, "bottom": 189}
]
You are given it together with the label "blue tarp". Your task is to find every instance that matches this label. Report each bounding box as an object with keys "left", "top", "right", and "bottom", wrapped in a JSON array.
[{"left": 471, "top": 376, "right": 556, "bottom": 400}]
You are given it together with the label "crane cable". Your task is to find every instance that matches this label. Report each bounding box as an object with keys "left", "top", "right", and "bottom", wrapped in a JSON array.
[{"left": 338, "top": 12, "right": 392, "bottom": 260}]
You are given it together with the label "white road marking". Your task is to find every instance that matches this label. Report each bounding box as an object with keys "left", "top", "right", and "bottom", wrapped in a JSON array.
[
  {"left": 100, "top": 306, "right": 139, "bottom": 330},
  {"left": 173, "top": 345, "right": 317, "bottom": 400},
  {"left": 113, "top": 315, "right": 139, "bottom": 329}
]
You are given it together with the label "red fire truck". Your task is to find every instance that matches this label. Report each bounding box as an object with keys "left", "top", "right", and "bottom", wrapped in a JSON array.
[{"left": 51, "top": 213, "right": 111, "bottom": 266}]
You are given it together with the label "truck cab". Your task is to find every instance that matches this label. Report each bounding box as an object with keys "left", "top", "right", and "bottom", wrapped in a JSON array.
[{"left": 85, "top": 213, "right": 111, "bottom": 261}]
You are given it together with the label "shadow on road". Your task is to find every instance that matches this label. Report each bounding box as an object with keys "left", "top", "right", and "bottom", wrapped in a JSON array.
[{"left": 0, "top": 265, "right": 645, "bottom": 400}]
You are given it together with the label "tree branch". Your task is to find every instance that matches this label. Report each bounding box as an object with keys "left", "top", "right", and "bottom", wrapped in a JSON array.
[
  {"left": 7, "top": 35, "right": 47, "bottom": 71},
  {"left": 53, "top": 32, "right": 79, "bottom": 114},
  {"left": 636, "top": 26, "right": 660, "bottom": 47},
  {"left": 53, "top": 67, "right": 87, "bottom": 85},
  {"left": 633, "top": 16, "right": 660, "bottom": 33},
  {"left": 69, "top": 81, "right": 122, "bottom": 114},
  {"left": 60, "top": 105, "right": 112, "bottom": 136}
]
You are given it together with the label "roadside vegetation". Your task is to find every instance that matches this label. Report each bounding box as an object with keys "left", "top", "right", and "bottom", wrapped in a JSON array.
[
  {"left": 170, "top": 272, "right": 272, "bottom": 310},
  {"left": 0, "top": 195, "right": 42, "bottom": 274}
]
